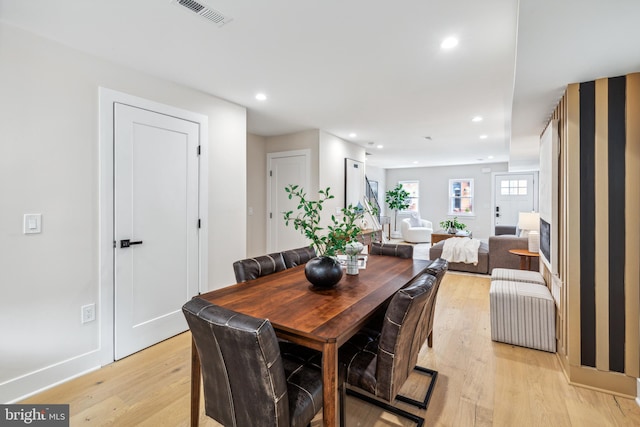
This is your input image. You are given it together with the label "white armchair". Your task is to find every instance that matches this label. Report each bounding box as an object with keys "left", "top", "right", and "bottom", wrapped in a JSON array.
[{"left": 401, "top": 213, "right": 433, "bottom": 243}]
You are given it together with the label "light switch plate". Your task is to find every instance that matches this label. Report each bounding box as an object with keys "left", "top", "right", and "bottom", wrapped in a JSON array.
[
  {"left": 81, "top": 303, "right": 96, "bottom": 324},
  {"left": 24, "top": 214, "right": 42, "bottom": 234}
]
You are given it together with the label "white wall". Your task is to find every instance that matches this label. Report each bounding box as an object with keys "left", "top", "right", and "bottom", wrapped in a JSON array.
[
  {"left": 245, "top": 130, "right": 366, "bottom": 254},
  {"left": 247, "top": 133, "right": 267, "bottom": 257},
  {"left": 0, "top": 22, "right": 246, "bottom": 402},
  {"left": 386, "top": 162, "right": 508, "bottom": 239},
  {"left": 318, "top": 131, "right": 366, "bottom": 220},
  {"left": 266, "top": 129, "right": 320, "bottom": 195}
]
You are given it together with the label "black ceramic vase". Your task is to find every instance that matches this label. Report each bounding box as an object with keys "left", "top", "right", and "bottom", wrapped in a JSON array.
[{"left": 304, "top": 256, "right": 343, "bottom": 288}]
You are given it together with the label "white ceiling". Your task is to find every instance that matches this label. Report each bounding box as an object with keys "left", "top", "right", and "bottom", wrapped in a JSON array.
[{"left": 1, "top": 0, "right": 639, "bottom": 169}]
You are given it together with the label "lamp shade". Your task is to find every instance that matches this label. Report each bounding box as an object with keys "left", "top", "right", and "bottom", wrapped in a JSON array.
[{"left": 518, "top": 212, "right": 540, "bottom": 232}]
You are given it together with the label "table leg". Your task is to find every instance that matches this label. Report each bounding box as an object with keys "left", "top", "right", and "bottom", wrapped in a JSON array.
[
  {"left": 191, "top": 338, "right": 201, "bottom": 427},
  {"left": 322, "top": 342, "right": 338, "bottom": 427},
  {"left": 519, "top": 256, "right": 527, "bottom": 270}
]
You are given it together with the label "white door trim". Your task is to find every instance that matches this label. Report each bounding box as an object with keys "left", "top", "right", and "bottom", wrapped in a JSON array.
[
  {"left": 98, "top": 87, "right": 208, "bottom": 365},
  {"left": 266, "top": 149, "right": 311, "bottom": 253}
]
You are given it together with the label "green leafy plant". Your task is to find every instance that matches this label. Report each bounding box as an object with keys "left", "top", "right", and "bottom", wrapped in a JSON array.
[
  {"left": 370, "top": 204, "right": 379, "bottom": 218},
  {"left": 385, "top": 184, "right": 410, "bottom": 232},
  {"left": 439, "top": 216, "right": 467, "bottom": 233},
  {"left": 283, "top": 185, "right": 362, "bottom": 257}
]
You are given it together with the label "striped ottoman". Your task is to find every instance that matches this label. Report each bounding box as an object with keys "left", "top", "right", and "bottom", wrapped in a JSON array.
[
  {"left": 491, "top": 268, "right": 546, "bottom": 286},
  {"left": 489, "top": 280, "right": 556, "bottom": 352}
]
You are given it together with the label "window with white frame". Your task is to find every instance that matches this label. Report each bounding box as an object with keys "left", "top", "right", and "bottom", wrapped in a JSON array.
[
  {"left": 399, "top": 180, "right": 419, "bottom": 212},
  {"left": 448, "top": 178, "right": 474, "bottom": 216}
]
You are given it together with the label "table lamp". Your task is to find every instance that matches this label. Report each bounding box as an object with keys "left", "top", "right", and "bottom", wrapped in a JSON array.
[{"left": 518, "top": 211, "right": 540, "bottom": 252}]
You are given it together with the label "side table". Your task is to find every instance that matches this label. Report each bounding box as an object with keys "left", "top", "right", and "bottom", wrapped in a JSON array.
[
  {"left": 379, "top": 216, "right": 391, "bottom": 240},
  {"left": 357, "top": 228, "right": 383, "bottom": 251},
  {"left": 508, "top": 248, "right": 540, "bottom": 270}
]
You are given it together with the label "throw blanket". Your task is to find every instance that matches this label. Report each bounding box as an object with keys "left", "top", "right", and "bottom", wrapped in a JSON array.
[{"left": 441, "top": 237, "right": 481, "bottom": 265}]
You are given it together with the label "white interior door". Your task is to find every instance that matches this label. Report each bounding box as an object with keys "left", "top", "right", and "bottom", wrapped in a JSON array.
[
  {"left": 493, "top": 172, "right": 536, "bottom": 229},
  {"left": 114, "top": 103, "right": 199, "bottom": 360},
  {"left": 268, "top": 151, "right": 309, "bottom": 252}
]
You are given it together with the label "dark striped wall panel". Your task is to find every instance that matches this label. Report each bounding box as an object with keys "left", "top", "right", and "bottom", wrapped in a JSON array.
[
  {"left": 579, "top": 81, "right": 596, "bottom": 368},
  {"left": 577, "top": 75, "right": 634, "bottom": 374},
  {"left": 607, "top": 76, "right": 626, "bottom": 373}
]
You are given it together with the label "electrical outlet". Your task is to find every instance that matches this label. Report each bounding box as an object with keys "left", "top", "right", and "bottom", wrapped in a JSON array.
[{"left": 81, "top": 304, "right": 95, "bottom": 324}]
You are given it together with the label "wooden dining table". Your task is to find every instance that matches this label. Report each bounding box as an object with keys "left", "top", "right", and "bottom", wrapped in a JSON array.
[{"left": 190, "top": 254, "right": 431, "bottom": 427}]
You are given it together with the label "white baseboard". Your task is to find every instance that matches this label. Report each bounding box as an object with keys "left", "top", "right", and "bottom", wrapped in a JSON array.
[
  {"left": 1, "top": 350, "right": 101, "bottom": 403},
  {"left": 636, "top": 378, "right": 640, "bottom": 407}
]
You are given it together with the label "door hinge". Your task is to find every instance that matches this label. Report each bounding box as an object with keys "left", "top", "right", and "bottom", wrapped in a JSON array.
[
  {"left": 269, "top": 212, "right": 272, "bottom": 219},
  {"left": 113, "top": 240, "right": 116, "bottom": 249},
  {"left": 269, "top": 170, "right": 272, "bottom": 177},
  {"left": 197, "top": 145, "right": 201, "bottom": 156},
  {"left": 198, "top": 219, "right": 201, "bottom": 229}
]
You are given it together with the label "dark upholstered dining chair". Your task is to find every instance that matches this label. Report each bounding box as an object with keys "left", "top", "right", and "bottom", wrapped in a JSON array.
[
  {"left": 369, "top": 242, "right": 413, "bottom": 259},
  {"left": 392, "top": 258, "right": 448, "bottom": 410},
  {"left": 365, "top": 241, "right": 415, "bottom": 331},
  {"left": 233, "top": 252, "right": 286, "bottom": 282},
  {"left": 281, "top": 246, "right": 317, "bottom": 268},
  {"left": 421, "top": 258, "right": 449, "bottom": 348},
  {"left": 338, "top": 275, "right": 437, "bottom": 427},
  {"left": 183, "top": 298, "right": 323, "bottom": 427}
]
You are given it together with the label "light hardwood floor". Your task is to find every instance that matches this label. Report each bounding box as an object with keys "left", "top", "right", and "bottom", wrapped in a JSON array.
[{"left": 23, "top": 273, "right": 640, "bottom": 426}]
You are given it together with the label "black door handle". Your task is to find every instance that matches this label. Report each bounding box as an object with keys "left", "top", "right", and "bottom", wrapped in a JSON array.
[{"left": 121, "top": 239, "right": 143, "bottom": 248}]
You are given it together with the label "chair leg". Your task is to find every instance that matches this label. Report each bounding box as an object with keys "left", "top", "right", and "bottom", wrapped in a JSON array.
[
  {"left": 345, "top": 388, "right": 424, "bottom": 427},
  {"left": 395, "top": 366, "right": 438, "bottom": 410},
  {"left": 340, "top": 380, "right": 347, "bottom": 427},
  {"left": 427, "top": 332, "right": 433, "bottom": 348}
]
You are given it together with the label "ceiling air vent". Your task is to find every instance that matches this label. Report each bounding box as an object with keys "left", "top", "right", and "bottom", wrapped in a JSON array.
[{"left": 173, "top": 0, "right": 233, "bottom": 27}]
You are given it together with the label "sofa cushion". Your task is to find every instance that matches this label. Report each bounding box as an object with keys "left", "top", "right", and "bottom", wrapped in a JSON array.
[
  {"left": 488, "top": 235, "right": 539, "bottom": 272},
  {"left": 429, "top": 241, "right": 489, "bottom": 274},
  {"left": 495, "top": 225, "right": 517, "bottom": 236}
]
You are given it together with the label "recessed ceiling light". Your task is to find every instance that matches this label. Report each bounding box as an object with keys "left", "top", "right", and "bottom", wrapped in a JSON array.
[
  {"left": 479, "top": 134, "right": 488, "bottom": 139},
  {"left": 441, "top": 36, "right": 459, "bottom": 49},
  {"left": 413, "top": 161, "right": 419, "bottom": 164},
  {"left": 488, "top": 155, "right": 494, "bottom": 159},
  {"left": 377, "top": 145, "right": 383, "bottom": 149},
  {"left": 255, "top": 93, "right": 267, "bottom": 101},
  {"left": 472, "top": 116, "right": 483, "bottom": 122},
  {"left": 423, "top": 136, "right": 432, "bottom": 140},
  {"left": 349, "top": 133, "right": 357, "bottom": 138}
]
